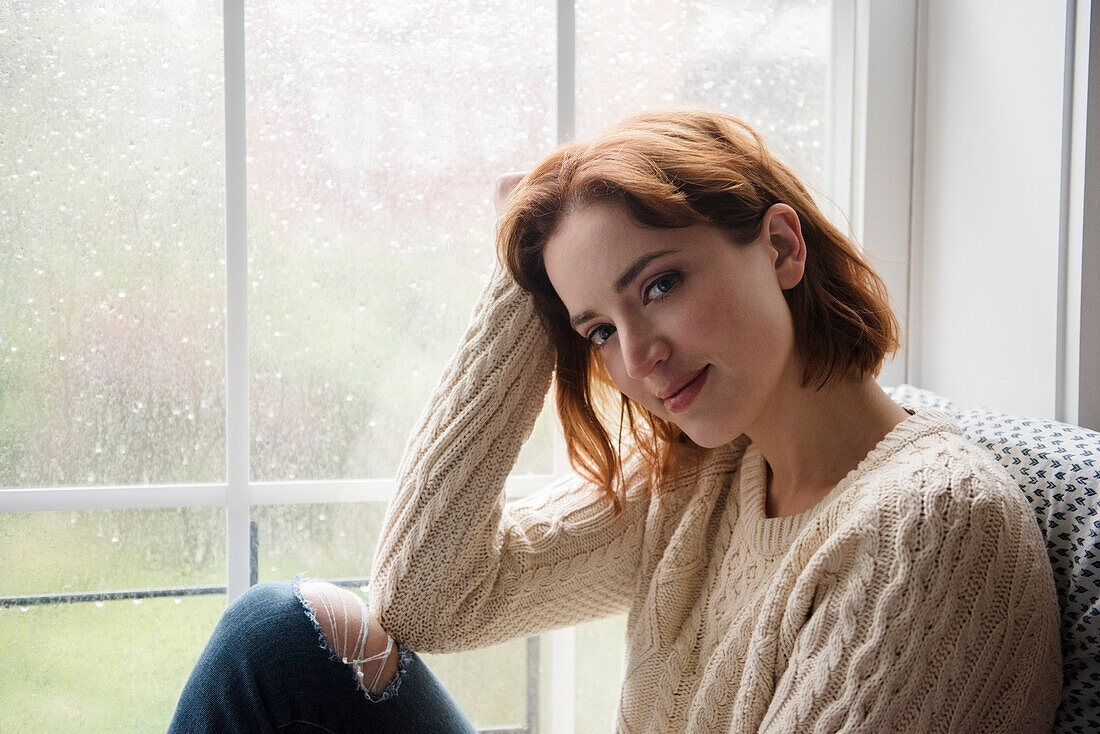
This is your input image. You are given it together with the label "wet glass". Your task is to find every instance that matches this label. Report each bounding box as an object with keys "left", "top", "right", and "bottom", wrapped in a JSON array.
[
  {"left": 576, "top": 0, "right": 830, "bottom": 194},
  {"left": 0, "top": 1, "right": 227, "bottom": 487},
  {"left": 0, "top": 508, "right": 225, "bottom": 597},
  {"left": 253, "top": 502, "right": 385, "bottom": 582},
  {"left": 0, "top": 595, "right": 226, "bottom": 732},
  {"left": 0, "top": 508, "right": 225, "bottom": 732},
  {"left": 244, "top": 0, "right": 558, "bottom": 481}
]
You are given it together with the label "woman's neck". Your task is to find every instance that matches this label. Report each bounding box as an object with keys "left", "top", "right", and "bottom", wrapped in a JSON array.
[{"left": 748, "top": 377, "right": 912, "bottom": 519}]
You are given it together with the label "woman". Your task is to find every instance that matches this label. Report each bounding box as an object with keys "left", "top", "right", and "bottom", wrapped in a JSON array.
[{"left": 171, "top": 106, "right": 1061, "bottom": 733}]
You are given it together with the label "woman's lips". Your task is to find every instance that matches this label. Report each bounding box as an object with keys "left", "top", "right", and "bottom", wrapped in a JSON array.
[{"left": 662, "top": 365, "right": 709, "bottom": 413}]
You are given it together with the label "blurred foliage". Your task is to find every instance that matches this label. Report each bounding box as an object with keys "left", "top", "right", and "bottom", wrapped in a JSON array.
[
  {"left": 0, "top": 595, "right": 227, "bottom": 732},
  {"left": 0, "top": 0, "right": 558, "bottom": 487}
]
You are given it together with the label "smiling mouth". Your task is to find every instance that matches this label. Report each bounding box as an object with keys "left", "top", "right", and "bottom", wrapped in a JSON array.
[
  {"left": 661, "top": 365, "right": 709, "bottom": 413},
  {"left": 657, "top": 367, "right": 708, "bottom": 400}
]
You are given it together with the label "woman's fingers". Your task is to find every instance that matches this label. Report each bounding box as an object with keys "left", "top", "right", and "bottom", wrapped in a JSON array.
[{"left": 493, "top": 171, "right": 528, "bottom": 217}]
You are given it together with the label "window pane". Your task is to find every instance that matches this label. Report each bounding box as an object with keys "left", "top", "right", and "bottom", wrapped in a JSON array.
[
  {"left": 575, "top": 615, "right": 628, "bottom": 733},
  {"left": 245, "top": 0, "right": 557, "bottom": 481},
  {"left": 0, "top": 1, "right": 227, "bottom": 487},
  {"left": 254, "top": 502, "right": 384, "bottom": 582},
  {"left": 422, "top": 640, "right": 531, "bottom": 729},
  {"left": 0, "top": 509, "right": 225, "bottom": 596},
  {"left": 0, "top": 596, "right": 225, "bottom": 732},
  {"left": 0, "top": 509, "right": 225, "bottom": 731},
  {"left": 576, "top": 0, "right": 830, "bottom": 191}
]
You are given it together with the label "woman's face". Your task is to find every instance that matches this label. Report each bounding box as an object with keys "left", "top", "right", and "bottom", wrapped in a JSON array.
[{"left": 542, "top": 200, "right": 805, "bottom": 448}]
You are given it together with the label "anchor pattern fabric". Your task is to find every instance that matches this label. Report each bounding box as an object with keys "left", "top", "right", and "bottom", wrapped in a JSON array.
[{"left": 886, "top": 385, "right": 1100, "bottom": 733}]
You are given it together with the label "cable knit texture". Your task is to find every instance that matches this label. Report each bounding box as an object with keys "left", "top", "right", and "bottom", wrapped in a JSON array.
[{"left": 369, "top": 267, "right": 1063, "bottom": 733}]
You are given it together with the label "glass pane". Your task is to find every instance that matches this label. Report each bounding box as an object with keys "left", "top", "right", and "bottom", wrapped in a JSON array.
[
  {"left": 422, "top": 639, "right": 530, "bottom": 729},
  {"left": 0, "top": 509, "right": 225, "bottom": 732},
  {"left": 245, "top": 0, "right": 558, "bottom": 481},
  {"left": 0, "top": 596, "right": 225, "bottom": 732},
  {"left": 575, "top": 615, "right": 628, "bottom": 733},
  {"left": 0, "top": 1, "right": 227, "bottom": 488},
  {"left": 254, "top": 502, "right": 384, "bottom": 582},
  {"left": 0, "top": 509, "right": 225, "bottom": 596},
  {"left": 576, "top": 0, "right": 830, "bottom": 192}
]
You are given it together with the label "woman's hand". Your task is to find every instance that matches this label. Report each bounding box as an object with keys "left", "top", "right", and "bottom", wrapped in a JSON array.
[{"left": 492, "top": 171, "right": 527, "bottom": 218}]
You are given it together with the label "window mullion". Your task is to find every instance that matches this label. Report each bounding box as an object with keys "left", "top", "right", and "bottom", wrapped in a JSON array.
[
  {"left": 557, "top": 0, "right": 575, "bottom": 144},
  {"left": 224, "top": 0, "right": 251, "bottom": 604},
  {"left": 830, "top": 0, "right": 917, "bottom": 389},
  {"left": 858, "top": 0, "right": 918, "bottom": 389},
  {"left": 826, "top": 0, "right": 856, "bottom": 230},
  {"left": 0, "top": 484, "right": 227, "bottom": 513},
  {"left": 551, "top": 626, "right": 577, "bottom": 734}
]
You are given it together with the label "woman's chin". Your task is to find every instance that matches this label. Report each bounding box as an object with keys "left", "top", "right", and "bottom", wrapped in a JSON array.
[{"left": 677, "top": 423, "right": 739, "bottom": 449}]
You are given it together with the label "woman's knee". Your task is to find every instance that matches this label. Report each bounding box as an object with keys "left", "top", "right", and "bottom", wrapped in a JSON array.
[
  {"left": 194, "top": 579, "right": 304, "bottom": 680},
  {"left": 298, "top": 580, "right": 400, "bottom": 698},
  {"left": 214, "top": 580, "right": 298, "bottom": 641}
]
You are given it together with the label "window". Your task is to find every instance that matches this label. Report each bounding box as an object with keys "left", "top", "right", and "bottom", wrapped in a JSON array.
[{"left": 0, "top": 1, "right": 836, "bottom": 731}]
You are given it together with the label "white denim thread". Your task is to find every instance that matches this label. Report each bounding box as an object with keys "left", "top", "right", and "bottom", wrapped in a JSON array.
[{"left": 311, "top": 584, "right": 395, "bottom": 694}]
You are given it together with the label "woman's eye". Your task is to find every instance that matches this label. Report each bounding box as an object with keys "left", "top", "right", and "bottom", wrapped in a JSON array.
[
  {"left": 582, "top": 273, "right": 678, "bottom": 348},
  {"left": 587, "top": 324, "right": 615, "bottom": 348},
  {"left": 644, "top": 273, "right": 679, "bottom": 302}
]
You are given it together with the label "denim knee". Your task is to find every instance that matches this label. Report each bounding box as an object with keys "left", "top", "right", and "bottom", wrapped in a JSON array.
[
  {"left": 172, "top": 579, "right": 475, "bottom": 734},
  {"left": 208, "top": 581, "right": 300, "bottom": 657}
]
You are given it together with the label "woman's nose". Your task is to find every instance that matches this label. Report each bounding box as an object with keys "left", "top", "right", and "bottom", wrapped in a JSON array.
[{"left": 619, "top": 322, "right": 670, "bottom": 380}]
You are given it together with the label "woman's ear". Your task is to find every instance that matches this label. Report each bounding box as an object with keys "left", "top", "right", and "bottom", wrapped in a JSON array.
[{"left": 762, "top": 203, "right": 806, "bottom": 291}]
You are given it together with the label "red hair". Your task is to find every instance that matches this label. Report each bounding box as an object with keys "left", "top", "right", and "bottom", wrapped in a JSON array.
[{"left": 498, "top": 106, "right": 901, "bottom": 514}]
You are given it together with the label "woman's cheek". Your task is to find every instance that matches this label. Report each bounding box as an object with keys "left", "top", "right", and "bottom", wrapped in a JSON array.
[
  {"left": 599, "top": 353, "right": 640, "bottom": 403},
  {"left": 681, "top": 297, "right": 736, "bottom": 351}
]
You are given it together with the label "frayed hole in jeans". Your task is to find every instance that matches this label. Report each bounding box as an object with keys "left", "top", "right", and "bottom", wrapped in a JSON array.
[{"left": 292, "top": 573, "right": 403, "bottom": 703}]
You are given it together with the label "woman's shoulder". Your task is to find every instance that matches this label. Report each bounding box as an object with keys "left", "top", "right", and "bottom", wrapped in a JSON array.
[{"left": 848, "top": 408, "right": 1030, "bottom": 522}]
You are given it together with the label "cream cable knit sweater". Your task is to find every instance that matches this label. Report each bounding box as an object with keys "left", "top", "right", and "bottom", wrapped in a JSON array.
[{"left": 369, "top": 267, "right": 1062, "bottom": 733}]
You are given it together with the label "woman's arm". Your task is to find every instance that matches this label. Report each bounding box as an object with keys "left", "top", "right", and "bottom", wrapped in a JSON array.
[
  {"left": 368, "top": 262, "right": 651, "bottom": 654},
  {"left": 752, "top": 472, "right": 1062, "bottom": 734}
]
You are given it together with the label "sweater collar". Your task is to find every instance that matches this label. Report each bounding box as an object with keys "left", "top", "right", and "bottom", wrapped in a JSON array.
[{"left": 735, "top": 404, "right": 962, "bottom": 557}]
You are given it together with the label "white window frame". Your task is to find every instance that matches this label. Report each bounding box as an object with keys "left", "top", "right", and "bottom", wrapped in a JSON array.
[
  {"left": 831, "top": 0, "right": 919, "bottom": 389},
  {"left": 1061, "top": 0, "right": 1100, "bottom": 430},
  {"left": 1, "top": 2, "right": 926, "bottom": 730}
]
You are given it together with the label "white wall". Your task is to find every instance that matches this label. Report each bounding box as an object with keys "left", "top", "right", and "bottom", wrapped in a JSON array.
[{"left": 909, "top": 0, "right": 1072, "bottom": 420}]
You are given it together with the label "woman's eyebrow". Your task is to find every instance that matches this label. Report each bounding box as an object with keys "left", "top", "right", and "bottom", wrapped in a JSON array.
[
  {"left": 613, "top": 249, "right": 678, "bottom": 294},
  {"left": 568, "top": 248, "right": 679, "bottom": 329}
]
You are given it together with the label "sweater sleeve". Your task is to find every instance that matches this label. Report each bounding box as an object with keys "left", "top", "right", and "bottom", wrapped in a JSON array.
[
  {"left": 756, "top": 470, "right": 1063, "bottom": 734},
  {"left": 368, "top": 265, "right": 651, "bottom": 653}
]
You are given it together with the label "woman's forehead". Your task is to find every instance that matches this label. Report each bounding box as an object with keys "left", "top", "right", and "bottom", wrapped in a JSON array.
[
  {"left": 548, "top": 202, "right": 674, "bottom": 264},
  {"left": 545, "top": 200, "right": 729, "bottom": 272}
]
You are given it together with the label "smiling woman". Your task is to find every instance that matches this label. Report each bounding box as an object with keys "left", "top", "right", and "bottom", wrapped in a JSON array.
[
  {"left": 405, "top": 106, "right": 1059, "bottom": 731},
  {"left": 172, "top": 107, "right": 1062, "bottom": 733},
  {"left": 504, "top": 108, "right": 906, "bottom": 516}
]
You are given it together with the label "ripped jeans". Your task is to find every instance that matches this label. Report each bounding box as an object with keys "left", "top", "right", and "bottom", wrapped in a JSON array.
[{"left": 167, "top": 576, "right": 478, "bottom": 734}]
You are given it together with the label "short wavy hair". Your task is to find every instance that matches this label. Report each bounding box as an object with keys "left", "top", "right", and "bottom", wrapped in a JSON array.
[{"left": 498, "top": 106, "right": 901, "bottom": 514}]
